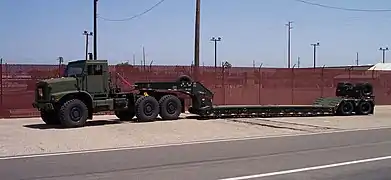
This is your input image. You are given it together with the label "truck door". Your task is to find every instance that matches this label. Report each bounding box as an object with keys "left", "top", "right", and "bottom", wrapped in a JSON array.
[{"left": 86, "top": 64, "right": 107, "bottom": 98}]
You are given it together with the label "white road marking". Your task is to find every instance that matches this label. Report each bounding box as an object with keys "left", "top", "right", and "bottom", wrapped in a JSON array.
[
  {"left": 0, "top": 126, "right": 390, "bottom": 160},
  {"left": 219, "top": 155, "right": 391, "bottom": 180}
]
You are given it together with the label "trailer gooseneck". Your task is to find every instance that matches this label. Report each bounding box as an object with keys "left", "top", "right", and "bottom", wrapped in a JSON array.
[{"left": 32, "top": 59, "right": 375, "bottom": 128}]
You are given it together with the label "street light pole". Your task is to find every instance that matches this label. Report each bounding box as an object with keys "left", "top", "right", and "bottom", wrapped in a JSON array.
[
  {"left": 83, "top": 30, "right": 93, "bottom": 60},
  {"left": 210, "top": 37, "right": 221, "bottom": 69},
  {"left": 311, "top": 42, "right": 320, "bottom": 68},
  {"left": 379, "top": 47, "right": 389, "bottom": 63}
]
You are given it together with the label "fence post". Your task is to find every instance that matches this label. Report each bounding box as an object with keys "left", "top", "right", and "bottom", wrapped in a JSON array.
[
  {"left": 291, "top": 67, "right": 294, "bottom": 105},
  {"left": 0, "top": 58, "right": 2, "bottom": 106},
  {"left": 258, "top": 66, "right": 261, "bottom": 104},
  {"left": 222, "top": 65, "right": 226, "bottom": 105},
  {"left": 321, "top": 66, "right": 325, "bottom": 97}
]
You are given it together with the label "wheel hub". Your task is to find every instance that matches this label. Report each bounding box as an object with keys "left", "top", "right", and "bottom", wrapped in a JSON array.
[
  {"left": 144, "top": 102, "right": 153, "bottom": 116},
  {"left": 167, "top": 101, "right": 177, "bottom": 114},
  {"left": 70, "top": 107, "right": 81, "bottom": 121},
  {"left": 361, "top": 103, "right": 370, "bottom": 111}
]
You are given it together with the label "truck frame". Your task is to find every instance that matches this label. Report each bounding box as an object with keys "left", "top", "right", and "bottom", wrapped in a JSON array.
[{"left": 32, "top": 59, "right": 375, "bottom": 128}]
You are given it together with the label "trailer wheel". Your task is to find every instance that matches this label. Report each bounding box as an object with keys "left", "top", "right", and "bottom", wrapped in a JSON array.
[
  {"left": 135, "top": 96, "right": 159, "bottom": 122},
  {"left": 337, "top": 100, "right": 354, "bottom": 116},
  {"left": 58, "top": 99, "right": 89, "bottom": 128},
  {"left": 40, "top": 110, "right": 60, "bottom": 125},
  {"left": 159, "top": 95, "right": 182, "bottom": 120},
  {"left": 356, "top": 101, "right": 372, "bottom": 115},
  {"left": 115, "top": 110, "right": 135, "bottom": 121}
]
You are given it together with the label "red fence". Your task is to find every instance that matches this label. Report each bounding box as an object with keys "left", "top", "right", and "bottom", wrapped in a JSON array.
[{"left": 1, "top": 64, "right": 390, "bottom": 118}]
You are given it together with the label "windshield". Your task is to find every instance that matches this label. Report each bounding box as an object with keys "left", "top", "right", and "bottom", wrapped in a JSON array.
[{"left": 64, "top": 62, "right": 85, "bottom": 77}]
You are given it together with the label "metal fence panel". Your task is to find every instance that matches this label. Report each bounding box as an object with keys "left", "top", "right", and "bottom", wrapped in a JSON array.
[{"left": 0, "top": 64, "right": 389, "bottom": 118}]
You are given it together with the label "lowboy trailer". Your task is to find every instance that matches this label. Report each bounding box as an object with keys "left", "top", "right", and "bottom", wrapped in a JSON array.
[
  {"left": 135, "top": 75, "right": 375, "bottom": 119},
  {"left": 32, "top": 59, "right": 375, "bottom": 128}
]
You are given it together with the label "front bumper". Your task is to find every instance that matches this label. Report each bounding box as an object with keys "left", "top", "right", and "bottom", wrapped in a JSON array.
[{"left": 32, "top": 102, "right": 55, "bottom": 111}]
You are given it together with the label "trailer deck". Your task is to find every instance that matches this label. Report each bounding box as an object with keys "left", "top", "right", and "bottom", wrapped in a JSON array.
[{"left": 134, "top": 76, "right": 375, "bottom": 120}]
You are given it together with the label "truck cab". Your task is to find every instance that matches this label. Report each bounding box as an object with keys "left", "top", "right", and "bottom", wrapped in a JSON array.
[
  {"left": 65, "top": 59, "right": 110, "bottom": 98},
  {"left": 32, "top": 59, "right": 114, "bottom": 127}
]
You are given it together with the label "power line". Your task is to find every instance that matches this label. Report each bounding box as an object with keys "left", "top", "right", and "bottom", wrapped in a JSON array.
[
  {"left": 98, "top": 0, "right": 166, "bottom": 22},
  {"left": 293, "top": 0, "right": 391, "bottom": 12}
]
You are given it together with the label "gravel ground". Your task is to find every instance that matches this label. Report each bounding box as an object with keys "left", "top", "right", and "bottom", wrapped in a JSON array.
[{"left": 0, "top": 106, "right": 390, "bottom": 157}]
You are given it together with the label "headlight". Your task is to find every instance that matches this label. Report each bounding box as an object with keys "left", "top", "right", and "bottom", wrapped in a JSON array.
[{"left": 38, "top": 88, "right": 43, "bottom": 97}]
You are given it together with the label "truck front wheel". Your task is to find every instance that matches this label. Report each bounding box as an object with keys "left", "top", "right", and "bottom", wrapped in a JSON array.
[
  {"left": 58, "top": 99, "right": 89, "bottom": 128},
  {"left": 40, "top": 110, "right": 60, "bottom": 125}
]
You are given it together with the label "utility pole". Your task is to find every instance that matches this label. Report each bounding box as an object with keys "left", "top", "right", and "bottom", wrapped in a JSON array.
[
  {"left": 311, "top": 42, "right": 320, "bottom": 68},
  {"left": 379, "top": 47, "right": 389, "bottom": 63},
  {"left": 83, "top": 30, "right": 93, "bottom": 60},
  {"left": 133, "top": 54, "right": 136, "bottom": 66},
  {"left": 193, "top": 0, "right": 201, "bottom": 80},
  {"left": 58, "top": 56, "right": 64, "bottom": 77},
  {"left": 210, "top": 37, "right": 221, "bottom": 69},
  {"left": 356, "top": 52, "right": 359, "bottom": 66},
  {"left": 286, "top": 21, "right": 293, "bottom": 68},
  {"left": 142, "top": 46, "right": 146, "bottom": 71},
  {"left": 93, "top": 0, "right": 98, "bottom": 60},
  {"left": 297, "top": 56, "right": 300, "bottom": 68}
]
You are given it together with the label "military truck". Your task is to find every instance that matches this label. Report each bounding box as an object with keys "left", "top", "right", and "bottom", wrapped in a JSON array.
[
  {"left": 32, "top": 59, "right": 375, "bottom": 128},
  {"left": 32, "top": 59, "right": 186, "bottom": 128}
]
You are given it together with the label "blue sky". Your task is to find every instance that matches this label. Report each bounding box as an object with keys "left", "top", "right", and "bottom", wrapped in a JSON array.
[{"left": 1, "top": 0, "right": 391, "bottom": 67}]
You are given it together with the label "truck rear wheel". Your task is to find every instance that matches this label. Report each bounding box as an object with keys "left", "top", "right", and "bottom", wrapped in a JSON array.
[
  {"left": 40, "top": 110, "right": 60, "bottom": 125},
  {"left": 115, "top": 110, "right": 135, "bottom": 121},
  {"left": 59, "top": 99, "right": 89, "bottom": 128},
  {"left": 135, "top": 96, "right": 159, "bottom": 122},
  {"left": 159, "top": 95, "right": 182, "bottom": 120}
]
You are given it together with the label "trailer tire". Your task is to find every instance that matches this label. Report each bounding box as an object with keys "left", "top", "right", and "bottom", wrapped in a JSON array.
[
  {"left": 359, "top": 83, "right": 373, "bottom": 96},
  {"left": 58, "top": 99, "right": 89, "bottom": 128},
  {"left": 337, "top": 100, "right": 354, "bottom": 116},
  {"left": 356, "top": 101, "right": 372, "bottom": 115},
  {"left": 115, "top": 110, "right": 135, "bottom": 121},
  {"left": 159, "top": 95, "right": 182, "bottom": 120},
  {"left": 40, "top": 110, "right": 60, "bottom": 125},
  {"left": 135, "top": 96, "right": 159, "bottom": 122},
  {"left": 176, "top": 75, "right": 193, "bottom": 83}
]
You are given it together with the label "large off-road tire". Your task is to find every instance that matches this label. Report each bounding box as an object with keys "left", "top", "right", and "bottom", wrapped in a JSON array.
[
  {"left": 135, "top": 96, "right": 159, "bottom": 122},
  {"left": 336, "top": 82, "right": 354, "bottom": 97},
  {"left": 159, "top": 95, "right": 182, "bottom": 120},
  {"left": 58, "top": 99, "right": 89, "bottom": 128},
  {"left": 356, "top": 82, "right": 373, "bottom": 97},
  {"left": 337, "top": 100, "right": 354, "bottom": 116},
  {"left": 40, "top": 110, "right": 60, "bottom": 125},
  {"left": 356, "top": 100, "right": 373, "bottom": 115},
  {"left": 176, "top": 75, "right": 193, "bottom": 83},
  {"left": 115, "top": 109, "right": 135, "bottom": 121}
]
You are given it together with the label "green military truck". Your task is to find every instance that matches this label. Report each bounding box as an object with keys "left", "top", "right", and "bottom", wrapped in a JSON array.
[
  {"left": 32, "top": 59, "right": 189, "bottom": 128},
  {"left": 32, "top": 59, "right": 375, "bottom": 128}
]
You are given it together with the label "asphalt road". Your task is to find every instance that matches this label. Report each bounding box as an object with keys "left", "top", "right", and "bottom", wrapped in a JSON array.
[{"left": 1, "top": 128, "right": 391, "bottom": 180}]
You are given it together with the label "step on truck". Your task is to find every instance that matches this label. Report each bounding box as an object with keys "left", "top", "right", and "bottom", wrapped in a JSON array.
[{"left": 32, "top": 59, "right": 375, "bottom": 128}]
